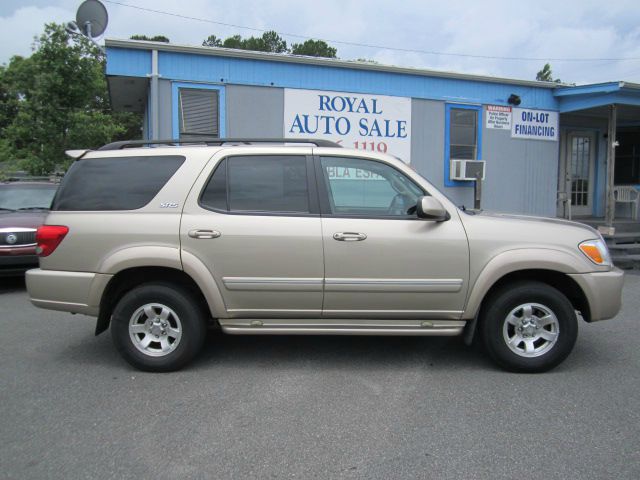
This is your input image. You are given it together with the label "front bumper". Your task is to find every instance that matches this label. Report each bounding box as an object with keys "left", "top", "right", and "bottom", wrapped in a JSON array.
[
  {"left": 568, "top": 267, "right": 625, "bottom": 322},
  {"left": 26, "top": 268, "right": 112, "bottom": 317},
  {"left": 0, "top": 253, "right": 39, "bottom": 276}
]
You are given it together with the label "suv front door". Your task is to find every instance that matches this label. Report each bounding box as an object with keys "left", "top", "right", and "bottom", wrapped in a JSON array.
[
  {"left": 181, "top": 149, "right": 324, "bottom": 318},
  {"left": 316, "top": 155, "right": 469, "bottom": 320}
]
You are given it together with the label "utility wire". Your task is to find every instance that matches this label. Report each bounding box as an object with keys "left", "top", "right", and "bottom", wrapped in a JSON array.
[{"left": 104, "top": 0, "right": 640, "bottom": 63}]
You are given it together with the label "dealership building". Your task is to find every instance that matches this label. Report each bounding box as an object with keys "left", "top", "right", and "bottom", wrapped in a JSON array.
[{"left": 104, "top": 39, "right": 640, "bottom": 223}]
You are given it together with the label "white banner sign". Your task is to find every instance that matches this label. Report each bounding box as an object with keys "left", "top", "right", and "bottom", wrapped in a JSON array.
[
  {"left": 486, "top": 105, "right": 512, "bottom": 130},
  {"left": 511, "top": 107, "right": 559, "bottom": 141},
  {"left": 284, "top": 88, "right": 412, "bottom": 163}
]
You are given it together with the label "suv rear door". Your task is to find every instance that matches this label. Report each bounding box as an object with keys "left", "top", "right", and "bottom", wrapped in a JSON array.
[
  {"left": 181, "top": 148, "right": 324, "bottom": 318},
  {"left": 315, "top": 153, "right": 469, "bottom": 320}
]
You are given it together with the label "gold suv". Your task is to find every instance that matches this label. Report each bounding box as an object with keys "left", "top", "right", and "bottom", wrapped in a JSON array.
[{"left": 26, "top": 139, "right": 624, "bottom": 372}]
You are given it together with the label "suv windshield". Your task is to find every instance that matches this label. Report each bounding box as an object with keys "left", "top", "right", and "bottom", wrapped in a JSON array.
[{"left": 0, "top": 184, "right": 58, "bottom": 211}]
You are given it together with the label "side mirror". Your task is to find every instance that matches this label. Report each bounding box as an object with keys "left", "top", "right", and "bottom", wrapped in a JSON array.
[{"left": 416, "top": 196, "right": 449, "bottom": 222}]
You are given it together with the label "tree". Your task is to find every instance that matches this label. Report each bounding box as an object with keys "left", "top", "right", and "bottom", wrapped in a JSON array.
[
  {"left": 260, "top": 31, "right": 288, "bottom": 53},
  {"left": 202, "top": 32, "right": 337, "bottom": 57},
  {"left": 536, "top": 63, "right": 561, "bottom": 83},
  {"left": 222, "top": 35, "right": 244, "bottom": 50},
  {"left": 130, "top": 34, "right": 170, "bottom": 43},
  {"left": 0, "top": 24, "right": 141, "bottom": 175},
  {"left": 202, "top": 35, "right": 223, "bottom": 47},
  {"left": 291, "top": 39, "right": 337, "bottom": 58}
]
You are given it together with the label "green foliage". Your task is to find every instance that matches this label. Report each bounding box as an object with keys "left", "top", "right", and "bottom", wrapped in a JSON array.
[
  {"left": 0, "top": 23, "right": 141, "bottom": 176},
  {"left": 202, "top": 35, "right": 223, "bottom": 47},
  {"left": 536, "top": 63, "right": 561, "bottom": 83},
  {"left": 260, "top": 31, "right": 288, "bottom": 53},
  {"left": 203, "top": 32, "right": 337, "bottom": 58},
  {"left": 291, "top": 40, "right": 337, "bottom": 58},
  {"left": 222, "top": 35, "right": 244, "bottom": 49},
  {"left": 130, "top": 34, "right": 170, "bottom": 43}
]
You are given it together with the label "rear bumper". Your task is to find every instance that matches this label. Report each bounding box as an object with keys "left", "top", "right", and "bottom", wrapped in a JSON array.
[
  {"left": 26, "top": 268, "right": 112, "bottom": 317},
  {"left": 569, "top": 267, "right": 625, "bottom": 322}
]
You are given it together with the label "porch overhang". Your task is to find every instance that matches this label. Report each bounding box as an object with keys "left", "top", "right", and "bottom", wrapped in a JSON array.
[
  {"left": 554, "top": 81, "right": 640, "bottom": 114},
  {"left": 554, "top": 82, "right": 640, "bottom": 229}
]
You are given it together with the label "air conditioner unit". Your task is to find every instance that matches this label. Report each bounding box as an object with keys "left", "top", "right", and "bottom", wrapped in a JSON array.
[{"left": 450, "top": 159, "right": 486, "bottom": 181}]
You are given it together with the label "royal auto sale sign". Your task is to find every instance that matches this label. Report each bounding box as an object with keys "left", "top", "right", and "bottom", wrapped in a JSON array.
[{"left": 284, "top": 88, "right": 412, "bottom": 163}]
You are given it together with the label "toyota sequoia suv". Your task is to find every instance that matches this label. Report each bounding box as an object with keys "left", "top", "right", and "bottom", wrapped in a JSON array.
[{"left": 26, "top": 139, "right": 624, "bottom": 372}]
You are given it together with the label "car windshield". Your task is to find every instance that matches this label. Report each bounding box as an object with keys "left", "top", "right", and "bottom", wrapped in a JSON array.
[{"left": 0, "top": 184, "right": 58, "bottom": 211}]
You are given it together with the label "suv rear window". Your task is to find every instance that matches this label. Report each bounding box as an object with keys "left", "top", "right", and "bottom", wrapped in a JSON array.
[{"left": 53, "top": 155, "right": 185, "bottom": 211}]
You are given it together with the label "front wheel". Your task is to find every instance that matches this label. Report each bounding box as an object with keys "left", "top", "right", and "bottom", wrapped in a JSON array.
[
  {"left": 480, "top": 281, "right": 578, "bottom": 373},
  {"left": 111, "top": 283, "right": 207, "bottom": 372}
]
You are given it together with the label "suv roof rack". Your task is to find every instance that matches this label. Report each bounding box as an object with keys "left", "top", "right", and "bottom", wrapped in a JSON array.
[{"left": 98, "top": 138, "right": 342, "bottom": 151}]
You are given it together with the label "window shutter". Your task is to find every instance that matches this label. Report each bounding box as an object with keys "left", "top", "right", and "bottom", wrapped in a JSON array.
[{"left": 179, "top": 88, "right": 219, "bottom": 139}]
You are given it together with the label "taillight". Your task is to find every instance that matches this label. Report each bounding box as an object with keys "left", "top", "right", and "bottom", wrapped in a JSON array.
[{"left": 36, "top": 225, "right": 69, "bottom": 257}]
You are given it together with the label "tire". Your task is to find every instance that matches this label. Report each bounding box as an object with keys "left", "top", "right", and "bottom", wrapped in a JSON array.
[
  {"left": 110, "top": 282, "right": 207, "bottom": 372},
  {"left": 480, "top": 281, "right": 578, "bottom": 373}
]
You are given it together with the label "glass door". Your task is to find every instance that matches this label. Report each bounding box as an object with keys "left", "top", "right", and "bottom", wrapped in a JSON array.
[{"left": 566, "top": 132, "right": 596, "bottom": 217}]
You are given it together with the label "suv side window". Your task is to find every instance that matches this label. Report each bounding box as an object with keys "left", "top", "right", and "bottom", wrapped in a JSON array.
[
  {"left": 53, "top": 155, "right": 185, "bottom": 211},
  {"left": 319, "top": 156, "right": 423, "bottom": 217},
  {"left": 200, "top": 155, "right": 310, "bottom": 213}
]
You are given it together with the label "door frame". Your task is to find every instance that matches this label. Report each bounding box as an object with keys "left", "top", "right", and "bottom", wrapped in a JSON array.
[{"left": 559, "top": 130, "right": 597, "bottom": 217}]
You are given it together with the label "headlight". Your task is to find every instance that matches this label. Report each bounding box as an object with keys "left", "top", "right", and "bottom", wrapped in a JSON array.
[{"left": 579, "top": 239, "right": 612, "bottom": 266}]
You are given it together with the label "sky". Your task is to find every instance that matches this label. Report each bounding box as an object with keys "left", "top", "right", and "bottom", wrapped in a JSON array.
[{"left": 1, "top": 0, "right": 640, "bottom": 85}]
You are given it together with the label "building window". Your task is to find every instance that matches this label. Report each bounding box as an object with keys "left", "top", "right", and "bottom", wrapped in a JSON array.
[
  {"left": 449, "top": 108, "right": 478, "bottom": 159},
  {"left": 445, "top": 104, "right": 482, "bottom": 187},
  {"left": 615, "top": 130, "right": 640, "bottom": 185},
  {"left": 178, "top": 88, "right": 220, "bottom": 139}
]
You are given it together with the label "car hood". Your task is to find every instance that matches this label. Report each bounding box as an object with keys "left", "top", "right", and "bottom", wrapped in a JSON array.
[
  {"left": 458, "top": 209, "right": 607, "bottom": 273},
  {"left": 0, "top": 211, "right": 49, "bottom": 229}
]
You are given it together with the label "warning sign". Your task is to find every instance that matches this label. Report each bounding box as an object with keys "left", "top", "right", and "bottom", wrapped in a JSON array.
[{"left": 486, "top": 105, "right": 512, "bottom": 130}]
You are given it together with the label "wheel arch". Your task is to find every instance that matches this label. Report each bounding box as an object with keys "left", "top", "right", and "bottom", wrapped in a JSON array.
[
  {"left": 95, "top": 265, "right": 224, "bottom": 335},
  {"left": 463, "top": 268, "right": 590, "bottom": 345},
  {"left": 478, "top": 269, "right": 590, "bottom": 321}
]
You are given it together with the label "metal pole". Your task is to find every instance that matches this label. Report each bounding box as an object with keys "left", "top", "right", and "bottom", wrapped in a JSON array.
[
  {"left": 605, "top": 104, "right": 617, "bottom": 228},
  {"left": 474, "top": 172, "right": 482, "bottom": 210},
  {"left": 150, "top": 50, "right": 160, "bottom": 141}
]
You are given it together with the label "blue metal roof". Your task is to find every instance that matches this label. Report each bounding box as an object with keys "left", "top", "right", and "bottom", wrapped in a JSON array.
[
  {"left": 106, "top": 41, "right": 559, "bottom": 110},
  {"left": 105, "top": 39, "right": 640, "bottom": 115},
  {"left": 554, "top": 81, "right": 640, "bottom": 112}
]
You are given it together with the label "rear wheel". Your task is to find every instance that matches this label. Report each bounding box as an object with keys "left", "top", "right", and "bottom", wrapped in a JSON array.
[
  {"left": 480, "top": 281, "right": 578, "bottom": 373},
  {"left": 111, "top": 283, "right": 207, "bottom": 372}
]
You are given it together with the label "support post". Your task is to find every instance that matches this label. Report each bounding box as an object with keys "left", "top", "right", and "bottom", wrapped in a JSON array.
[
  {"left": 474, "top": 172, "right": 482, "bottom": 210},
  {"left": 149, "top": 49, "right": 160, "bottom": 141},
  {"left": 603, "top": 104, "right": 617, "bottom": 232}
]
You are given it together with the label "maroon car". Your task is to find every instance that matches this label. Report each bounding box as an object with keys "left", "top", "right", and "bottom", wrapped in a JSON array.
[{"left": 0, "top": 181, "right": 58, "bottom": 276}]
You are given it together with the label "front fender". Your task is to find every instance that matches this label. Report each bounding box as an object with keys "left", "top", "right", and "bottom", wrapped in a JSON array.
[{"left": 463, "top": 248, "right": 588, "bottom": 319}]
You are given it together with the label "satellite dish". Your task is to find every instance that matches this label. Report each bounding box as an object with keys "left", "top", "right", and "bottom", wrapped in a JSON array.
[{"left": 76, "top": 0, "right": 108, "bottom": 38}]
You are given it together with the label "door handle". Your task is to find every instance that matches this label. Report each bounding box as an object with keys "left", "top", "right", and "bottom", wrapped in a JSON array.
[
  {"left": 188, "top": 229, "right": 221, "bottom": 239},
  {"left": 333, "top": 232, "right": 367, "bottom": 242}
]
